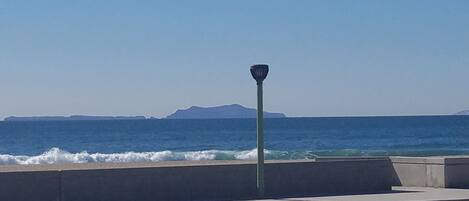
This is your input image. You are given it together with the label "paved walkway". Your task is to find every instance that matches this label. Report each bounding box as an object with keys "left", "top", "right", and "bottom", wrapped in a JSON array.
[{"left": 250, "top": 187, "right": 469, "bottom": 201}]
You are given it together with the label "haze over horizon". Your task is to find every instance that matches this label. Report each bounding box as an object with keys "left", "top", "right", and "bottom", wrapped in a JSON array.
[
  {"left": 1, "top": 103, "right": 467, "bottom": 121},
  {"left": 1, "top": 1, "right": 469, "bottom": 120}
]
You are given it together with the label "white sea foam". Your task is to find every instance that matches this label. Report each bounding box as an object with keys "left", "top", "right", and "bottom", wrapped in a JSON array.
[{"left": 0, "top": 148, "right": 282, "bottom": 165}]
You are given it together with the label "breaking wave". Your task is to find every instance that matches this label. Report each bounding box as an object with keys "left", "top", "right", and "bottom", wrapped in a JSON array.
[{"left": 0, "top": 148, "right": 320, "bottom": 165}]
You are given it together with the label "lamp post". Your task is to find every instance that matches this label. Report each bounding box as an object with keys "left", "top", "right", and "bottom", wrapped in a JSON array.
[{"left": 250, "top": 64, "right": 269, "bottom": 197}]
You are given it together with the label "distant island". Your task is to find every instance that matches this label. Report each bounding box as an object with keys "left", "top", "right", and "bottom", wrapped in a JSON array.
[
  {"left": 454, "top": 110, "right": 469, "bottom": 115},
  {"left": 165, "top": 104, "right": 286, "bottom": 119},
  {"left": 3, "top": 104, "right": 286, "bottom": 121},
  {"left": 4, "top": 115, "right": 146, "bottom": 121}
]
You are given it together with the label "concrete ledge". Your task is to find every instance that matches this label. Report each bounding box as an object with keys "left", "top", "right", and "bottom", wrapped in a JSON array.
[
  {"left": 390, "top": 156, "right": 445, "bottom": 164},
  {"left": 6, "top": 156, "right": 469, "bottom": 201},
  {"left": 315, "top": 156, "right": 389, "bottom": 162},
  {"left": 390, "top": 156, "right": 444, "bottom": 187},
  {"left": 443, "top": 156, "right": 469, "bottom": 165},
  {"left": 0, "top": 159, "right": 392, "bottom": 201},
  {"left": 390, "top": 156, "right": 469, "bottom": 188}
]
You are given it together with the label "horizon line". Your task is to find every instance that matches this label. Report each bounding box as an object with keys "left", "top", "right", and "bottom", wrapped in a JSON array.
[{"left": 2, "top": 113, "right": 466, "bottom": 122}]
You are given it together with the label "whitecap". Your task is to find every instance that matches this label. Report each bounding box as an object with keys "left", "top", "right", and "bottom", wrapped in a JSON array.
[{"left": 0, "top": 148, "right": 281, "bottom": 165}]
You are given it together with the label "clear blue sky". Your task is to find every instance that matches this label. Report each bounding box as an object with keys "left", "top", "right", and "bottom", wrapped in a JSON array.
[{"left": 1, "top": 0, "right": 468, "bottom": 119}]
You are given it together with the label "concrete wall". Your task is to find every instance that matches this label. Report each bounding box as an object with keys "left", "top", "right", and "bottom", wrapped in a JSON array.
[
  {"left": 0, "top": 159, "right": 393, "bottom": 201},
  {"left": 390, "top": 156, "right": 469, "bottom": 188},
  {"left": 264, "top": 159, "right": 393, "bottom": 197},
  {"left": 0, "top": 171, "right": 60, "bottom": 201},
  {"left": 390, "top": 157, "right": 445, "bottom": 187},
  {"left": 444, "top": 157, "right": 469, "bottom": 188},
  {"left": 5, "top": 156, "right": 469, "bottom": 201},
  {"left": 60, "top": 163, "right": 256, "bottom": 201}
]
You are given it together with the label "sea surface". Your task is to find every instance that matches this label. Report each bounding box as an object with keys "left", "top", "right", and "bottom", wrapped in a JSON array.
[{"left": 1, "top": 116, "right": 469, "bottom": 165}]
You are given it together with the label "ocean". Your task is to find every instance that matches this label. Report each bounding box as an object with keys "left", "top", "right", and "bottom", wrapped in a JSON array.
[{"left": 1, "top": 115, "right": 469, "bottom": 165}]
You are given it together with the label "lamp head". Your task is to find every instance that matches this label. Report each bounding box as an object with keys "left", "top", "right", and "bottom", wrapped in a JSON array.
[{"left": 250, "top": 64, "right": 269, "bottom": 84}]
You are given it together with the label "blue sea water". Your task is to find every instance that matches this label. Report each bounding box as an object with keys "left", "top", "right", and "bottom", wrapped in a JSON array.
[{"left": 1, "top": 116, "right": 469, "bottom": 165}]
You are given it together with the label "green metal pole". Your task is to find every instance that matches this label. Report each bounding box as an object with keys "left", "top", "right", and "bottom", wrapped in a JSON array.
[{"left": 257, "top": 81, "right": 265, "bottom": 197}]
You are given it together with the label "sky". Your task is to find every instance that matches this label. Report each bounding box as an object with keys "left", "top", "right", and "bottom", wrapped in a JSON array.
[{"left": 1, "top": 0, "right": 469, "bottom": 119}]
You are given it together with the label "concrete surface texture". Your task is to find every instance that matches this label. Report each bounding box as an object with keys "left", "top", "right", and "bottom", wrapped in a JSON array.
[
  {"left": 0, "top": 159, "right": 392, "bottom": 201},
  {"left": 2, "top": 156, "right": 469, "bottom": 201},
  {"left": 390, "top": 156, "right": 469, "bottom": 188},
  {"left": 251, "top": 187, "right": 469, "bottom": 201}
]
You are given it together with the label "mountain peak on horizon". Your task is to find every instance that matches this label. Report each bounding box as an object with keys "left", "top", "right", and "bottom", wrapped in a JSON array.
[
  {"left": 454, "top": 110, "right": 469, "bottom": 115},
  {"left": 166, "top": 104, "right": 286, "bottom": 119}
]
